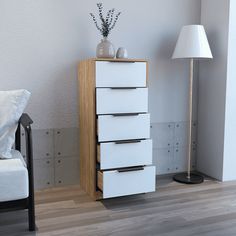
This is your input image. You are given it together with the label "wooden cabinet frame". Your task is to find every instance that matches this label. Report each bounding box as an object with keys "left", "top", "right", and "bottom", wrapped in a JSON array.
[{"left": 78, "top": 58, "right": 148, "bottom": 200}]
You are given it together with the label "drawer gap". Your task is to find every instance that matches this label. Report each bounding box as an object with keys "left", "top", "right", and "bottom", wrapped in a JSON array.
[
  {"left": 112, "top": 113, "right": 140, "bottom": 117},
  {"left": 97, "top": 165, "right": 145, "bottom": 172},
  {"left": 117, "top": 166, "right": 144, "bottom": 172},
  {"left": 97, "top": 138, "right": 146, "bottom": 144},
  {"left": 110, "top": 87, "right": 137, "bottom": 90},
  {"left": 115, "top": 140, "right": 141, "bottom": 144}
]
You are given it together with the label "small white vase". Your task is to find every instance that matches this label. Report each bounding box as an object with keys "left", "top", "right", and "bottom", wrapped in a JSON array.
[
  {"left": 116, "top": 47, "right": 128, "bottom": 59},
  {"left": 96, "top": 38, "right": 115, "bottom": 58}
]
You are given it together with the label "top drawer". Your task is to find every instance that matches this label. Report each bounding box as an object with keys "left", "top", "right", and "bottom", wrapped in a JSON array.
[{"left": 95, "top": 61, "right": 147, "bottom": 88}]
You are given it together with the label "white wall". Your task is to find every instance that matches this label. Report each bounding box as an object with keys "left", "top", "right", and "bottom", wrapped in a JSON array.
[
  {"left": 0, "top": 0, "right": 200, "bottom": 129},
  {"left": 222, "top": 0, "right": 236, "bottom": 181},
  {"left": 198, "top": 0, "right": 230, "bottom": 180}
]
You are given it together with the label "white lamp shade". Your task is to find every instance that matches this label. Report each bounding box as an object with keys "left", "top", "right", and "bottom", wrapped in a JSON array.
[{"left": 172, "top": 25, "right": 213, "bottom": 59}]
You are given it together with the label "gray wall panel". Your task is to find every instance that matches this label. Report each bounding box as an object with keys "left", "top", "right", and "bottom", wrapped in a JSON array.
[
  {"left": 55, "top": 157, "right": 79, "bottom": 187},
  {"left": 151, "top": 123, "right": 175, "bottom": 149},
  {"left": 34, "top": 159, "right": 54, "bottom": 189},
  {"left": 19, "top": 123, "right": 197, "bottom": 190},
  {"left": 154, "top": 148, "right": 174, "bottom": 175},
  {"left": 54, "top": 128, "right": 79, "bottom": 158}
]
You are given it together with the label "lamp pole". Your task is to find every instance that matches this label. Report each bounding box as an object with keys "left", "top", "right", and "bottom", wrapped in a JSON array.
[
  {"left": 187, "top": 58, "right": 194, "bottom": 179},
  {"left": 173, "top": 58, "right": 203, "bottom": 184}
]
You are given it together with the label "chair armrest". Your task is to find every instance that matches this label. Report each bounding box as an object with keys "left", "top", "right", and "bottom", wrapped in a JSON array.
[
  {"left": 15, "top": 113, "right": 33, "bottom": 152},
  {"left": 18, "top": 113, "right": 33, "bottom": 168},
  {"left": 19, "top": 113, "right": 33, "bottom": 129}
]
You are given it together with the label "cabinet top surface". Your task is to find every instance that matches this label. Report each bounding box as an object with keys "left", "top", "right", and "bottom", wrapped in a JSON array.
[{"left": 80, "top": 58, "right": 147, "bottom": 63}]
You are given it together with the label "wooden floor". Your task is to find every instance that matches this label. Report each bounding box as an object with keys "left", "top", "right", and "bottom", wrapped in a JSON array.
[{"left": 2, "top": 176, "right": 236, "bottom": 236}]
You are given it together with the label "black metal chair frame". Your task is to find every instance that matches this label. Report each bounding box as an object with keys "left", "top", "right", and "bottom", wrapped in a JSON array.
[{"left": 0, "top": 113, "right": 36, "bottom": 231}]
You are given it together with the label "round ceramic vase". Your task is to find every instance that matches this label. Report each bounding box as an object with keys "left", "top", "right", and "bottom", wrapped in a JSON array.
[
  {"left": 116, "top": 47, "right": 128, "bottom": 59},
  {"left": 96, "top": 38, "right": 115, "bottom": 58}
]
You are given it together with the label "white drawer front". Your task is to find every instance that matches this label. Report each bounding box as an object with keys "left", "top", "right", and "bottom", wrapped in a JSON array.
[
  {"left": 98, "top": 139, "right": 152, "bottom": 170},
  {"left": 96, "top": 61, "right": 146, "bottom": 87},
  {"left": 99, "top": 166, "right": 156, "bottom": 199},
  {"left": 96, "top": 88, "right": 148, "bottom": 114},
  {"left": 98, "top": 114, "right": 150, "bottom": 142}
]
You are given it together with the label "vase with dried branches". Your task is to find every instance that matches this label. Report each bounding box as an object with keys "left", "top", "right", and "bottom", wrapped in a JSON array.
[{"left": 90, "top": 3, "right": 121, "bottom": 58}]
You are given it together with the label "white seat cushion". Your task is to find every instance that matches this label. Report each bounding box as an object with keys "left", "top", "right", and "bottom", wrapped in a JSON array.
[{"left": 0, "top": 150, "right": 28, "bottom": 202}]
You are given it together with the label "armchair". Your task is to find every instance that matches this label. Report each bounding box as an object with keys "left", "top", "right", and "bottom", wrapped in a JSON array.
[{"left": 0, "top": 113, "right": 36, "bottom": 231}]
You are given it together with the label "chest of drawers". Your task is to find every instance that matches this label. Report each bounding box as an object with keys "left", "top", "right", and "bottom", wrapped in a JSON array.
[{"left": 78, "top": 58, "right": 155, "bottom": 200}]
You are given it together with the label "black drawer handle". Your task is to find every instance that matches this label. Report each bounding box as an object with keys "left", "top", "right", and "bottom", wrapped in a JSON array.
[
  {"left": 110, "top": 87, "right": 137, "bottom": 90},
  {"left": 112, "top": 113, "right": 139, "bottom": 117},
  {"left": 118, "top": 166, "right": 144, "bottom": 173},
  {"left": 115, "top": 140, "right": 141, "bottom": 144}
]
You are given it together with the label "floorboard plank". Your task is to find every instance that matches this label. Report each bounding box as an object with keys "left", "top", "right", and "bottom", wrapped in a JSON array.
[{"left": 2, "top": 176, "right": 236, "bottom": 235}]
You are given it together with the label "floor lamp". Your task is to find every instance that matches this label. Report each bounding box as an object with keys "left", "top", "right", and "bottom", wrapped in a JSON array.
[{"left": 172, "top": 25, "right": 213, "bottom": 184}]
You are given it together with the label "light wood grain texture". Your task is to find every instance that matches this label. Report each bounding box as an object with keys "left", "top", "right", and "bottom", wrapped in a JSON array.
[
  {"left": 3, "top": 178, "right": 236, "bottom": 236},
  {"left": 97, "top": 145, "right": 100, "bottom": 163},
  {"left": 97, "top": 171, "right": 103, "bottom": 191},
  {"left": 78, "top": 59, "right": 97, "bottom": 199},
  {"left": 95, "top": 58, "right": 148, "bottom": 62}
]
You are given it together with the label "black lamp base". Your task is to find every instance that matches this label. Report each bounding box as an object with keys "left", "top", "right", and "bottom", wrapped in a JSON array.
[{"left": 173, "top": 172, "right": 204, "bottom": 184}]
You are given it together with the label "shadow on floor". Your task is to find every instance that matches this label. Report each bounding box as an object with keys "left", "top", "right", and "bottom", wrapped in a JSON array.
[{"left": 0, "top": 210, "right": 36, "bottom": 236}]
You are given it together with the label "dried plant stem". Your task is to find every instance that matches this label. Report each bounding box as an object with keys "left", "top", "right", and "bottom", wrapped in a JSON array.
[{"left": 89, "top": 3, "right": 121, "bottom": 38}]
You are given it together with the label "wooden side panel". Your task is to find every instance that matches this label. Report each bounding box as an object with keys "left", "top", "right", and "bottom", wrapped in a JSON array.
[
  {"left": 78, "top": 59, "right": 97, "bottom": 199},
  {"left": 97, "top": 145, "right": 100, "bottom": 163},
  {"left": 97, "top": 171, "right": 103, "bottom": 191}
]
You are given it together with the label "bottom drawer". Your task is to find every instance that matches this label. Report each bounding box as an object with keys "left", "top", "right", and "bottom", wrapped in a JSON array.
[{"left": 97, "top": 166, "right": 156, "bottom": 199}]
